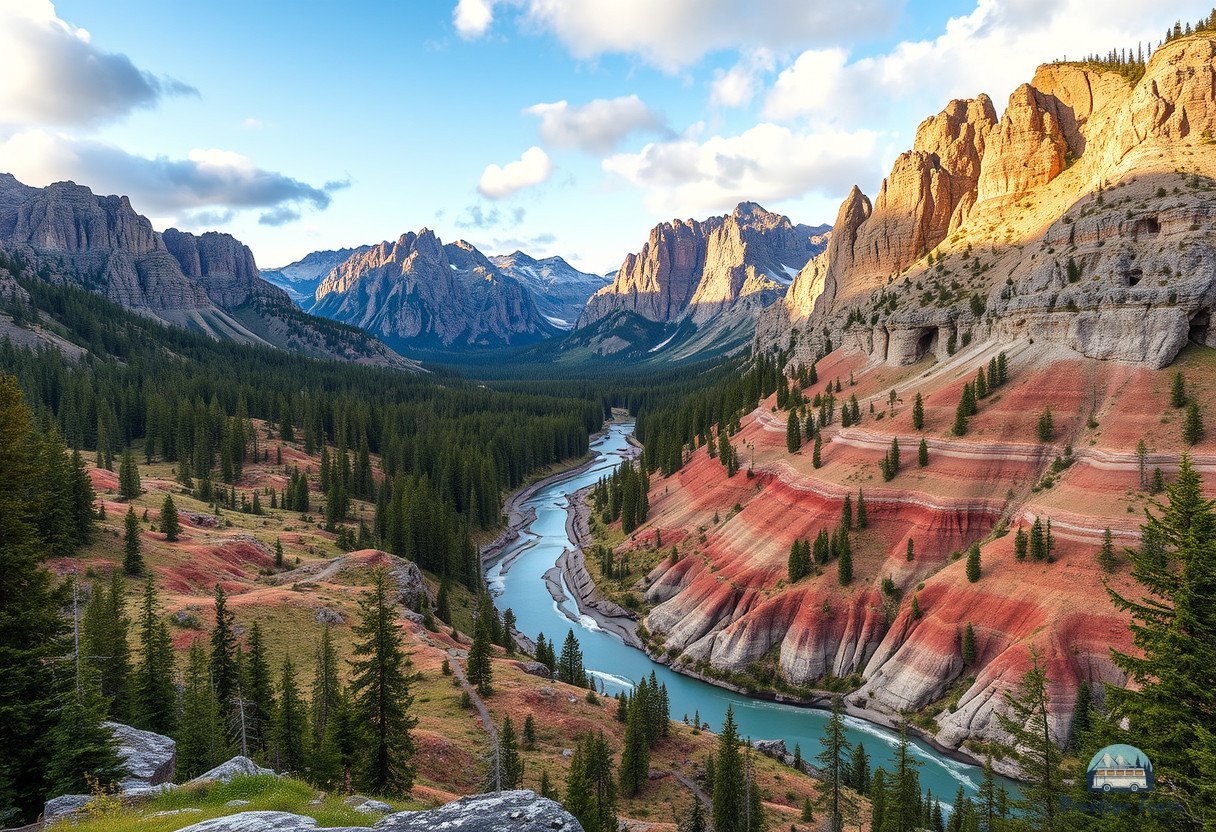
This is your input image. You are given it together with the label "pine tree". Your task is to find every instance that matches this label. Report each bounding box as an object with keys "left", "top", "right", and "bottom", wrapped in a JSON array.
[
  {"left": 812, "top": 431, "right": 823, "bottom": 468},
  {"left": 1184, "top": 400, "right": 1204, "bottom": 446},
  {"left": 1069, "top": 680, "right": 1092, "bottom": 749},
  {"left": 118, "top": 447, "right": 141, "bottom": 500},
  {"left": 45, "top": 680, "right": 123, "bottom": 798},
  {"left": 1014, "top": 526, "right": 1028, "bottom": 560},
  {"left": 683, "top": 795, "right": 708, "bottom": 832},
  {"left": 837, "top": 533, "right": 853, "bottom": 585},
  {"left": 274, "top": 537, "right": 283, "bottom": 569},
  {"left": 918, "top": 437, "right": 929, "bottom": 467},
  {"left": 1171, "top": 370, "right": 1188, "bottom": 407},
  {"left": 160, "top": 493, "right": 181, "bottom": 542},
  {"left": 210, "top": 584, "right": 239, "bottom": 714},
  {"left": 501, "top": 608, "right": 517, "bottom": 655},
  {"left": 962, "top": 623, "right": 977, "bottom": 665},
  {"left": 619, "top": 692, "right": 650, "bottom": 797},
  {"left": 1096, "top": 528, "right": 1118, "bottom": 572},
  {"left": 244, "top": 621, "right": 276, "bottom": 758},
  {"left": 912, "top": 392, "right": 924, "bottom": 430},
  {"left": 786, "top": 410, "right": 802, "bottom": 453},
  {"left": 966, "top": 542, "right": 982, "bottom": 582},
  {"left": 498, "top": 716, "right": 524, "bottom": 790},
  {"left": 850, "top": 741, "right": 871, "bottom": 795},
  {"left": 907, "top": 537, "right": 915, "bottom": 561},
  {"left": 523, "top": 713, "right": 537, "bottom": 751},
  {"left": 134, "top": 576, "right": 176, "bottom": 735},
  {"left": 273, "top": 655, "right": 309, "bottom": 773},
  {"left": 80, "top": 569, "right": 133, "bottom": 720},
  {"left": 123, "top": 506, "right": 143, "bottom": 575},
  {"left": 1029, "top": 517, "right": 1047, "bottom": 560},
  {"left": 910, "top": 594, "right": 921, "bottom": 619},
  {"left": 712, "top": 706, "right": 745, "bottom": 832},
  {"left": 1037, "top": 408, "right": 1054, "bottom": 442},
  {"left": 1106, "top": 454, "right": 1216, "bottom": 820},
  {"left": 856, "top": 489, "right": 868, "bottom": 529},
  {"left": 350, "top": 567, "right": 417, "bottom": 794},
  {"left": 558, "top": 629, "right": 586, "bottom": 688},
  {"left": 887, "top": 726, "right": 923, "bottom": 832},
  {"left": 952, "top": 394, "right": 969, "bottom": 436},
  {"left": 467, "top": 597, "right": 495, "bottom": 696},
  {"left": 564, "top": 732, "right": 617, "bottom": 832},
  {"left": 177, "top": 640, "right": 226, "bottom": 779},
  {"left": 815, "top": 696, "right": 848, "bottom": 832},
  {"left": 995, "top": 650, "right": 1063, "bottom": 831}
]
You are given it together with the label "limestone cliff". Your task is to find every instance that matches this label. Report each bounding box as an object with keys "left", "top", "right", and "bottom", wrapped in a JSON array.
[
  {"left": 578, "top": 202, "right": 828, "bottom": 331},
  {"left": 761, "top": 36, "right": 1216, "bottom": 371}
]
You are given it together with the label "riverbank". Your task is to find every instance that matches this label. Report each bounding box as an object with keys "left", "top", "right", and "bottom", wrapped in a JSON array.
[{"left": 555, "top": 442, "right": 992, "bottom": 776}]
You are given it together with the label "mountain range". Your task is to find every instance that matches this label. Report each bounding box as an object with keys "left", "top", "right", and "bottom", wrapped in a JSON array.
[{"left": 0, "top": 173, "right": 416, "bottom": 370}]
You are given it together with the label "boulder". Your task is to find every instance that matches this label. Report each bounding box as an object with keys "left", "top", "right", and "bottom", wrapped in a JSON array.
[
  {"left": 376, "top": 790, "right": 582, "bottom": 831},
  {"left": 188, "top": 756, "right": 276, "bottom": 785},
  {"left": 514, "top": 661, "right": 552, "bottom": 679},
  {"left": 176, "top": 791, "right": 582, "bottom": 832},
  {"left": 105, "top": 721, "right": 176, "bottom": 790},
  {"left": 42, "top": 793, "right": 91, "bottom": 823}
]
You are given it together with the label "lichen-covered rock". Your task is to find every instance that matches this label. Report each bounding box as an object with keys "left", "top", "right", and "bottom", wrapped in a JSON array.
[
  {"left": 175, "top": 791, "right": 582, "bottom": 832},
  {"left": 187, "top": 756, "right": 276, "bottom": 785},
  {"left": 42, "top": 793, "right": 92, "bottom": 823},
  {"left": 105, "top": 721, "right": 176, "bottom": 790}
]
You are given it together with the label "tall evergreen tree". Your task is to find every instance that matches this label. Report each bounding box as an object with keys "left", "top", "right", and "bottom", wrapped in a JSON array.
[
  {"left": 912, "top": 392, "right": 925, "bottom": 430},
  {"left": 350, "top": 567, "right": 417, "bottom": 794},
  {"left": 118, "top": 447, "right": 141, "bottom": 500},
  {"left": 619, "top": 692, "right": 650, "bottom": 797},
  {"left": 887, "top": 726, "right": 923, "bottom": 832},
  {"left": 498, "top": 716, "right": 523, "bottom": 790},
  {"left": 467, "top": 597, "right": 495, "bottom": 696},
  {"left": 966, "top": 542, "right": 982, "bottom": 582},
  {"left": 45, "top": 680, "right": 123, "bottom": 798},
  {"left": 209, "top": 584, "right": 239, "bottom": 714},
  {"left": 564, "top": 732, "right": 617, "bottom": 832},
  {"left": 995, "top": 650, "right": 1062, "bottom": 831},
  {"left": 1107, "top": 453, "right": 1216, "bottom": 822},
  {"left": 786, "top": 410, "right": 802, "bottom": 453},
  {"left": 177, "top": 640, "right": 226, "bottom": 779},
  {"left": 272, "top": 655, "right": 309, "bottom": 774},
  {"left": 123, "top": 505, "right": 143, "bottom": 575},
  {"left": 816, "top": 697, "right": 849, "bottom": 832},
  {"left": 81, "top": 569, "right": 133, "bottom": 720},
  {"left": 558, "top": 629, "right": 586, "bottom": 688},
  {"left": 134, "top": 576, "right": 176, "bottom": 735},
  {"left": 160, "top": 493, "right": 181, "bottom": 542},
  {"left": 243, "top": 621, "right": 276, "bottom": 758},
  {"left": 712, "top": 706, "right": 745, "bottom": 832}
]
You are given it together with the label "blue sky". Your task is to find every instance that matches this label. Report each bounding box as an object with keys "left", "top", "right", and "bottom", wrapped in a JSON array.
[{"left": 1, "top": 0, "right": 1209, "bottom": 272}]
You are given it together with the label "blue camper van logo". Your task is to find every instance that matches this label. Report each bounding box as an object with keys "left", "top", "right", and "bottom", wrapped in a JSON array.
[{"left": 1087, "top": 744, "right": 1154, "bottom": 793}]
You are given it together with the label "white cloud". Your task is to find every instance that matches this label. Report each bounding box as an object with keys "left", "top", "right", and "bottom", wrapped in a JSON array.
[
  {"left": 0, "top": 0, "right": 196, "bottom": 128},
  {"left": 762, "top": 0, "right": 1204, "bottom": 126},
  {"left": 524, "top": 95, "right": 666, "bottom": 154},
  {"left": 602, "top": 123, "right": 881, "bottom": 218},
  {"left": 710, "top": 49, "right": 776, "bottom": 109},
  {"left": 477, "top": 146, "right": 553, "bottom": 199},
  {"left": 0, "top": 130, "right": 341, "bottom": 221},
  {"left": 241, "top": 117, "right": 264, "bottom": 130},
  {"left": 453, "top": 0, "right": 901, "bottom": 70},
  {"left": 453, "top": 0, "right": 498, "bottom": 38}
]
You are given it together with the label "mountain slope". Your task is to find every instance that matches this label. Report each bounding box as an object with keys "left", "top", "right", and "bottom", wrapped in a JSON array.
[
  {"left": 310, "top": 230, "right": 559, "bottom": 349},
  {"left": 0, "top": 173, "right": 415, "bottom": 370},
  {"left": 261, "top": 246, "right": 370, "bottom": 302},
  {"left": 629, "top": 34, "right": 1216, "bottom": 775},
  {"left": 576, "top": 202, "right": 828, "bottom": 359},
  {"left": 489, "top": 250, "right": 609, "bottom": 329}
]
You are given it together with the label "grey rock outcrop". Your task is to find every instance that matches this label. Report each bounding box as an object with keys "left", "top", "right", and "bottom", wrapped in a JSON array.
[
  {"left": 262, "top": 247, "right": 371, "bottom": 302},
  {"left": 175, "top": 791, "right": 583, "bottom": 832},
  {"left": 105, "top": 721, "right": 176, "bottom": 791},
  {"left": 188, "top": 756, "right": 276, "bottom": 785}
]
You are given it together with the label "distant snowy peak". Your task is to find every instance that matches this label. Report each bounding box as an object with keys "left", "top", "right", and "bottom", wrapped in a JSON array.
[
  {"left": 262, "top": 246, "right": 370, "bottom": 302},
  {"left": 490, "top": 250, "right": 610, "bottom": 330}
]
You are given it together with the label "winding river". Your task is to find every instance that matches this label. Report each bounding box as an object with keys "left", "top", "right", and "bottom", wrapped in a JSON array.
[{"left": 487, "top": 420, "right": 998, "bottom": 807}]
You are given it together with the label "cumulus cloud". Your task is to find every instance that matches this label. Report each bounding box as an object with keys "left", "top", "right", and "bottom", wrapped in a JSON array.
[
  {"left": 477, "top": 146, "right": 553, "bottom": 199},
  {"left": 524, "top": 95, "right": 667, "bottom": 154},
  {"left": 710, "top": 49, "right": 776, "bottom": 109},
  {"left": 453, "top": 0, "right": 498, "bottom": 38},
  {"left": 602, "top": 123, "right": 881, "bottom": 217},
  {"left": 762, "top": 0, "right": 1194, "bottom": 126},
  {"left": 452, "top": 0, "right": 900, "bottom": 70},
  {"left": 0, "top": 131, "right": 340, "bottom": 221},
  {"left": 0, "top": 0, "right": 197, "bottom": 128},
  {"left": 455, "top": 203, "right": 525, "bottom": 229}
]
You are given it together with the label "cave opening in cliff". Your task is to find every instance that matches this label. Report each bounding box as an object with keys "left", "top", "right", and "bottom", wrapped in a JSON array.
[
  {"left": 1133, "top": 216, "right": 1161, "bottom": 238},
  {"left": 1127, "top": 268, "right": 1143, "bottom": 286},
  {"left": 1189, "top": 310, "right": 1210, "bottom": 345},
  {"left": 915, "top": 327, "right": 937, "bottom": 360}
]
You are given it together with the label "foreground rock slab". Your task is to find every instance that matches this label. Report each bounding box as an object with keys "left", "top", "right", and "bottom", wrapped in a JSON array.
[{"left": 176, "top": 790, "right": 583, "bottom": 832}]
